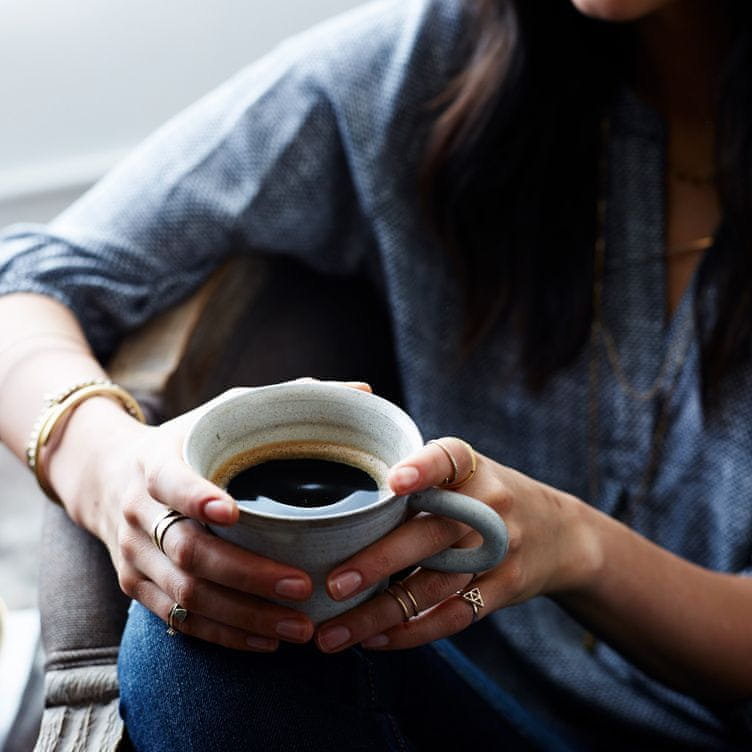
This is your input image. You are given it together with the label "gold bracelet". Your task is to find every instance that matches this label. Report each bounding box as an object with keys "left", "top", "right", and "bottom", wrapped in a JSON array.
[{"left": 26, "top": 380, "right": 145, "bottom": 504}]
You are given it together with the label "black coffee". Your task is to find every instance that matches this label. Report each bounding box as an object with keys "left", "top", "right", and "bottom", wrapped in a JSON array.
[{"left": 226, "top": 458, "right": 380, "bottom": 509}]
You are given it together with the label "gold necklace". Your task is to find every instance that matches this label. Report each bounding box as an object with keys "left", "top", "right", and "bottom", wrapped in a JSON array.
[{"left": 587, "top": 130, "right": 702, "bottom": 506}]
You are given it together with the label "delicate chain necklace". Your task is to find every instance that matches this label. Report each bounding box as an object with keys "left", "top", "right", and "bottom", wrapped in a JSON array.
[{"left": 587, "top": 127, "right": 704, "bottom": 506}]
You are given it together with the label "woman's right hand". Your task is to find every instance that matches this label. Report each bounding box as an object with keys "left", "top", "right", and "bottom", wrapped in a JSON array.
[{"left": 46, "top": 394, "right": 316, "bottom": 652}]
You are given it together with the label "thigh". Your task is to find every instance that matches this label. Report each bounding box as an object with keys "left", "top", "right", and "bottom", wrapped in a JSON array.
[
  {"left": 119, "top": 603, "right": 542, "bottom": 752},
  {"left": 119, "top": 602, "right": 412, "bottom": 752}
]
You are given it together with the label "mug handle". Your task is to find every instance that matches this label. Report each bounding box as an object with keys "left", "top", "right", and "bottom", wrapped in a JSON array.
[{"left": 408, "top": 489, "right": 508, "bottom": 573}]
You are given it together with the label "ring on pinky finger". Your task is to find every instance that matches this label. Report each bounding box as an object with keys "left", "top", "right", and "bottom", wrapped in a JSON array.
[
  {"left": 166, "top": 602, "right": 188, "bottom": 635},
  {"left": 139, "top": 582, "right": 279, "bottom": 652},
  {"left": 456, "top": 584, "right": 486, "bottom": 624}
]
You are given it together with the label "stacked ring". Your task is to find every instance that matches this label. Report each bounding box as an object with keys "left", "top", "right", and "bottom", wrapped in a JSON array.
[
  {"left": 166, "top": 602, "right": 188, "bottom": 635},
  {"left": 152, "top": 508, "right": 189, "bottom": 555},
  {"left": 384, "top": 581, "right": 421, "bottom": 622},
  {"left": 427, "top": 438, "right": 477, "bottom": 490}
]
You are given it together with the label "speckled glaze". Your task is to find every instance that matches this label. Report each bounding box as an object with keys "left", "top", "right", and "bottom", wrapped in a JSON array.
[{"left": 184, "top": 382, "right": 508, "bottom": 622}]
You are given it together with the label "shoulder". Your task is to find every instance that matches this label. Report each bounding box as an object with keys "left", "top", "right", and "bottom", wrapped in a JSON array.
[
  {"left": 214, "top": 0, "right": 471, "bottom": 120},
  {"left": 279, "top": 0, "right": 469, "bottom": 74}
]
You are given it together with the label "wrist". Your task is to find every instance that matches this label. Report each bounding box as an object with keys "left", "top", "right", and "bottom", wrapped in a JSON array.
[
  {"left": 551, "top": 491, "right": 606, "bottom": 594},
  {"left": 46, "top": 396, "right": 147, "bottom": 535}
]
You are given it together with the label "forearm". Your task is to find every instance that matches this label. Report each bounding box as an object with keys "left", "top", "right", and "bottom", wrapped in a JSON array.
[
  {"left": 559, "top": 499, "right": 752, "bottom": 701},
  {"left": 0, "top": 292, "right": 136, "bottom": 533},
  {"left": 0, "top": 293, "right": 108, "bottom": 451}
]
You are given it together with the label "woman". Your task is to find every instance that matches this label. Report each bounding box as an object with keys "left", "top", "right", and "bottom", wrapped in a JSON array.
[{"left": 0, "top": 0, "right": 750, "bottom": 748}]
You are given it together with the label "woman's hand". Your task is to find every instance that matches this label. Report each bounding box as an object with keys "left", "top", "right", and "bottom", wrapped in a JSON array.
[
  {"left": 46, "top": 387, "right": 341, "bottom": 653},
  {"left": 314, "top": 437, "right": 601, "bottom": 653}
]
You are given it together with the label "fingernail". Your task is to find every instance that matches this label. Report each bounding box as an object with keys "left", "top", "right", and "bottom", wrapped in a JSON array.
[
  {"left": 204, "top": 498, "right": 236, "bottom": 523},
  {"left": 246, "top": 635, "right": 277, "bottom": 651},
  {"left": 318, "top": 625, "right": 351, "bottom": 652},
  {"left": 274, "top": 577, "right": 309, "bottom": 600},
  {"left": 275, "top": 619, "right": 311, "bottom": 642},
  {"left": 329, "top": 570, "right": 363, "bottom": 600},
  {"left": 392, "top": 466, "right": 419, "bottom": 491},
  {"left": 362, "top": 634, "right": 389, "bottom": 649}
]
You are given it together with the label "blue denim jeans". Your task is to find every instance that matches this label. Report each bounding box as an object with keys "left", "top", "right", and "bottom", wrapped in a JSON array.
[{"left": 119, "top": 602, "right": 578, "bottom": 751}]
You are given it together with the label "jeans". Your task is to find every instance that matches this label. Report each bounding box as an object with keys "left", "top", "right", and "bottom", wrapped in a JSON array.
[{"left": 119, "top": 602, "right": 579, "bottom": 752}]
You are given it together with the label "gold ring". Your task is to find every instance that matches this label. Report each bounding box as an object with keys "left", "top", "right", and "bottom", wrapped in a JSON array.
[
  {"left": 427, "top": 439, "right": 459, "bottom": 486},
  {"left": 157, "top": 515, "right": 189, "bottom": 555},
  {"left": 458, "top": 586, "right": 485, "bottom": 624},
  {"left": 428, "top": 438, "right": 477, "bottom": 490},
  {"left": 393, "top": 581, "right": 420, "bottom": 617},
  {"left": 384, "top": 587, "right": 411, "bottom": 622},
  {"left": 166, "top": 602, "right": 188, "bottom": 635},
  {"left": 152, "top": 508, "right": 188, "bottom": 555}
]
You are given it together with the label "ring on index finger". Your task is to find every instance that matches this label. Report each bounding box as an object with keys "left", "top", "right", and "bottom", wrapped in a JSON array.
[
  {"left": 152, "top": 508, "right": 189, "bottom": 555},
  {"left": 427, "top": 438, "right": 477, "bottom": 490}
]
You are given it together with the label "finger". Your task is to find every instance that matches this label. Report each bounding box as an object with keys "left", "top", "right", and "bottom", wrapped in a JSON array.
[
  {"left": 122, "top": 573, "right": 280, "bottom": 652},
  {"left": 389, "top": 436, "right": 479, "bottom": 495},
  {"left": 147, "top": 556, "right": 313, "bottom": 643},
  {"left": 361, "top": 574, "right": 493, "bottom": 651},
  {"left": 141, "top": 453, "right": 239, "bottom": 526},
  {"left": 325, "top": 512, "right": 469, "bottom": 601},
  {"left": 293, "top": 377, "right": 373, "bottom": 393},
  {"left": 316, "top": 569, "right": 472, "bottom": 653},
  {"left": 137, "top": 499, "right": 314, "bottom": 603},
  {"left": 125, "top": 516, "right": 315, "bottom": 644},
  {"left": 337, "top": 380, "right": 373, "bottom": 393}
]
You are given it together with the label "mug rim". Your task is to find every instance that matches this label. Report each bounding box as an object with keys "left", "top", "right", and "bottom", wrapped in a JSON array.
[{"left": 183, "top": 381, "right": 423, "bottom": 523}]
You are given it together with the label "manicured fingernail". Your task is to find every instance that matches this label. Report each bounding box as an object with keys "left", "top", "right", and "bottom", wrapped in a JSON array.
[
  {"left": 318, "top": 625, "right": 351, "bottom": 652},
  {"left": 204, "top": 499, "right": 235, "bottom": 523},
  {"left": 392, "top": 466, "right": 419, "bottom": 491},
  {"left": 275, "top": 619, "right": 310, "bottom": 642},
  {"left": 246, "top": 635, "right": 277, "bottom": 651},
  {"left": 275, "top": 577, "right": 309, "bottom": 600},
  {"left": 329, "top": 570, "right": 363, "bottom": 600},
  {"left": 362, "top": 634, "right": 389, "bottom": 649}
]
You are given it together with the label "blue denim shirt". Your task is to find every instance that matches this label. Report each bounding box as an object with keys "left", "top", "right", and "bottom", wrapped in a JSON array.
[{"left": 1, "top": 0, "right": 750, "bottom": 747}]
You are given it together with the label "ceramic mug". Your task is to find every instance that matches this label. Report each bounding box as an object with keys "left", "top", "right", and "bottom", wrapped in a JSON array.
[{"left": 183, "top": 382, "right": 508, "bottom": 623}]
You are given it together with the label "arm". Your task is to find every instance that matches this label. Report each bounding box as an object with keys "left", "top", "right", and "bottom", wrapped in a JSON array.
[
  {"left": 313, "top": 439, "right": 752, "bottom": 702},
  {"left": 0, "top": 291, "right": 318, "bottom": 650},
  {"left": 0, "top": 3, "right": 410, "bottom": 649}
]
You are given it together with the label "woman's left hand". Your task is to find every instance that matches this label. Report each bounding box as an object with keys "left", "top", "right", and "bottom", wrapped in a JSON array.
[{"left": 315, "top": 437, "right": 600, "bottom": 653}]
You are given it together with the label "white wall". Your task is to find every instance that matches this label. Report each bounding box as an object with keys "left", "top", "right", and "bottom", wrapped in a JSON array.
[{"left": 0, "top": 0, "right": 362, "bottom": 227}]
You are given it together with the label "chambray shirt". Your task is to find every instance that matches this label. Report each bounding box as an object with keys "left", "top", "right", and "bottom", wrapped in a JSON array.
[{"left": 1, "top": 1, "right": 750, "bottom": 747}]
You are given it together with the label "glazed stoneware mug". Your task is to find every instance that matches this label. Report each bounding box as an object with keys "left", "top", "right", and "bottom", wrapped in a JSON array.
[{"left": 183, "top": 381, "right": 508, "bottom": 623}]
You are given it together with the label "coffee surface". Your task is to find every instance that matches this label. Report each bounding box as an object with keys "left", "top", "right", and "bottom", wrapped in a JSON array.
[{"left": 226, "top": 458, "right": 380, "bottom": 509}]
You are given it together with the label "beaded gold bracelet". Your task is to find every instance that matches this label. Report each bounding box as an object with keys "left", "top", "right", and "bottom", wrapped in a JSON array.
[{"left": 26, "top": 379, "right": 145, "bottom": 504}]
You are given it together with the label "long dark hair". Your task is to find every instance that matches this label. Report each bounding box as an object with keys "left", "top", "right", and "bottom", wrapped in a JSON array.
[{"left": 421, "top": 0, "right": 752, "bottom": 408}]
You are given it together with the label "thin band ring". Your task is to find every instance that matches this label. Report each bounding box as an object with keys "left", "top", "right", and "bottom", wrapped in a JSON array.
[
  {"left": 157, "top": 514, "right": 189, "bottom": 555},
  {"left": 458, "top": 586, "right": 485, "bottom": 624},
  {"left": 152, "top": 508, "right": 188, "bottom": 555},
  {"left": 393, "top": 580, "right": 420, "bottom": 617},
  {"left": 384, "top": 587, "right": 411, "bottom": 622},
  {"left": 166, "top": 602, "right": 188, "bottom": 635},
  {"left": 427, "top": 439, "right": 459, "bottom": 486},
  {"left": 152, "top": 508, "right": 181, "bottom": 549},
  {"left": 443, "top": 438, "right": 477, "bottom": 489},
  {"left": 428, "top": 438, "right": 478, "bottom": 490}
]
